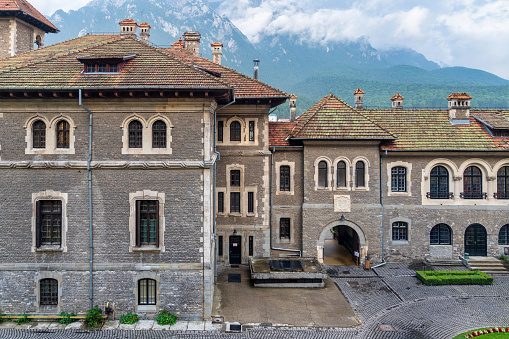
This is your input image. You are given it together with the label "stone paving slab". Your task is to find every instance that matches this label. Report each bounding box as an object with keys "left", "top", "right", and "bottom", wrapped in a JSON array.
[
  {"left": 326, "top": 265, "right": 377, "bottom": 278},
  {"left": 64, "top": 321, "right": 84, "bottom": 330},
  {"left": 372, "top": 263, "right": 421, "bottom": 277},
  {"left": 383, "top": 275, "right": 463, "bottom": 301},
  {"left": 151, "top": 323, "right": 171, "bottom": 330},
  {"left": 102, "top": 320, "right": 120, "bottom": 330},
  {"left": 135, "top": 320, "right": 154, "bottom": 330},
  {"left": 47, "top": 322, "right": 67, "bottom": 330},
  {"left": 169, "top": 321, "right": 187, "bottom": 331},
  {"left": 30, "top": 322, "right": 51, "bottom": 330},
  {"left": 187, "top": 321, "right": 205, "bottom": 331}
]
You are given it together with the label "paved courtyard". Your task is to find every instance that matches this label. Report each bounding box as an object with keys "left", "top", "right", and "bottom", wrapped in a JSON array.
[{"left": 1, "top": 263, "right": 509, "bottom": 338}]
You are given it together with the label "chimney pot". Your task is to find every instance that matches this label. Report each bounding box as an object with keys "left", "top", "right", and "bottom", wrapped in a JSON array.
[
  {"left": 211, "top": 42, "right": 223, "bottom": 65},
  {"left": 253, "top": 59, "right": 260, "bottom": 80}
]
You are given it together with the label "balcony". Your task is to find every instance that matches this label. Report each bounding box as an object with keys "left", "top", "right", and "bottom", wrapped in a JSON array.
[
  {"left": 494, "top": 193, "right": 509, "bottom": 199},
  {"left": 426, "top": 192, "right": 454, "bottom": 199},
  {"left": 460, "top": 192, "right": 487, "bottom": 199}
]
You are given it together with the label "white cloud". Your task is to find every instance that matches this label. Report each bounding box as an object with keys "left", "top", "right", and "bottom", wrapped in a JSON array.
[{"left": 29, "top": 0, "right": 91, "bottom": 16}]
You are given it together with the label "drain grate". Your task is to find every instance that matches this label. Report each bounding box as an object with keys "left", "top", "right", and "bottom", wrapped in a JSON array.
[
  {"left": 228, "top": 273, "right": 241, "bottom": 283},
  {"left": 379, "top": 324, "right": 395, "bottom": 331}
]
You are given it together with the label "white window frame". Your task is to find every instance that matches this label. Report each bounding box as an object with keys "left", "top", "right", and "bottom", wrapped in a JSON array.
[
  {"left": 276, "top": 161, "right": 295, "bottom": 195},
  {"left": 333, "top": 157, "right": 351, "bottom": 191},
  {"left": 32, "top": 190, "right": 68, "bottom": 252},
  {"left": 128, "top": 190, "right": 166, "bottom": 252},
  {"left": 314, "top": 156, "right": 332, "bottom": 191},
  {"left": 387, "top": 161, "right": 412, "bottom": 196},
  {"left": 352, "top": 156, "right": 370, "bottom": 191}
]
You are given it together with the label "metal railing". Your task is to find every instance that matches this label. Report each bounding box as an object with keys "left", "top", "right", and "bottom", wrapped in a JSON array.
[
  {"left": 426, "top": 192, "right": 454, "bottom": 199},
  {"left": 460, "top": 192, "right": 488, "bottom": 199}
]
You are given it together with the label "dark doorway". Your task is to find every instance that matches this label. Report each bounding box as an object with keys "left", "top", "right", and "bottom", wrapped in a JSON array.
[
  {"left": 465, "top": 224, "right": 487, "bottom": 256},
  {"left": 325, "top": 226, "right": 360, "bottom": 265},
  {"left": 229, "top": 236, "right": 242, "bottom": 265}
]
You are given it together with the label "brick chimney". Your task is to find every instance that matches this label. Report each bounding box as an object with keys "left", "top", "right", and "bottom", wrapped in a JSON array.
[
  {"left": 171, "top": 36, "right": 184, "bottom": 49},
  {"left": 289, "top": 93, "right": 298, "bottom": 122},
  {"left": 211, "top": 42, "right": 223, "bottom": 65},
  {"left": 390, "top": 93, "right": 404, "bottom": 110},
  {"left": 353, "top": 88, "right": 365, "bottom": 109},
  {"left": 138, "top": 22, "right": 151, "bottom": 44},
  {"left": 119, "top": 19, "right": 138, "bottom": 37},
  {"left": 447, "top": 92, "right": 472, "bottom": 124},
  {"left": 183, "top": 31, "right": 201, "bottom": 56}
]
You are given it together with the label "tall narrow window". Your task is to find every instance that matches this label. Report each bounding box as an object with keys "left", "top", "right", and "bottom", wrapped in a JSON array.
[
  {"left": 355, "top": 162, "right": 365, "bottom": 187},
  {"left": 217, "top": 121, "right": 223, "bottom": 142},
  {"left": 463, "top": 166, "right": 482, "bottom": 199},
  {"left": 429, "top": 166, "right": 450, "bottom": 199},
  {"left": 152, "top": 120, "right": 167, "bottom": 148},
  {"left": 230, "top": 192, "right": 240, "bottom": 213},
  {"left": 129, "top": 120, "right": 143, "bottom": 148},
  {"left": 248, "top": 192, "right": 254, "bottom": 213},
  {"left": 40, "top": 278, "right": 58, "bottom": 306},
  {"left": 33, "top": 120, "right": 46, "bottom": 148},
  {"left": 392, "top": 222, "right": 408, "bottom": 241},
  {"left": 37, "top": 200, "right": 62, "bottom": 246},
  {"left": 430, "top": 223, "right": 451, "bottom": 245},
  {"left": 280, "top": 218, "right": 290, "bottom": 240},
  {"left": 218, "top": 192, "right": 224, "bottom": 213},
  {"left": 230, "top": 121, "right": 241, "bottom": 141},
  {"left": 496, "top": 166, "right": 509, "bottom": 199},
  {"left": 249, "top": 236, "right": 254, "bottom": 256},
  {"left": 136, "top": 200, "right": 158, "bottom": 246},
  {"left": 337, "top": 161, "right": 346, "bottom": 187},
  {"left": 230, "top": 170, "right": 241, "bottom": 187},
  {"left": 138, "top": 278, "right": 156, "bottom": 305},
  {"left": 280, "top": 165, "right": 291, "bottom": 191},
  {"left": 218, "top": 235, "right": 223, "bottom": 256},
  {"left": 318, "top": 161, "right": 328, "bottom": 188},
  {"left": 499, "top": 224, "right": 509, "bottom": 245},
  {"left": 249, "top": 121, "right": 255, "bottom": 141},
  {"left": 391, "top": 167, "right": 406, "bottom": 192},
  {"left": 56, "top": 120, "right": 70, "bottom": 148}
]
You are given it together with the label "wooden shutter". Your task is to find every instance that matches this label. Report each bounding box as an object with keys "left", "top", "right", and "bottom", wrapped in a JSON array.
[
  {"left": 136, "top": 200, "right": 141, "bottom": 247},
  {"left": 36, "top": 200, "right": 41, "bottom": 247}
]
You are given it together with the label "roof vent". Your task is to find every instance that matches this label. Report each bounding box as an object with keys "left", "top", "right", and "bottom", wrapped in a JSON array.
[
  {"left": 447, "top": 92, "right": 472, "bottom": 125},
  {"left": 253, "top": 59, "right": 260, "bottom": 80}
]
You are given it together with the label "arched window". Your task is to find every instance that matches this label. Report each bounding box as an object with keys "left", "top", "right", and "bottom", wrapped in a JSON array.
[
  {"left": 429, "top": 166, "right": 450, "bottom": 199},
  {"left": 56, "top": 120, "right": 70, "bottom": 148},
  {"left": 318, "top": 161, "right": 328, "bottom": 187},
  {"left": 496, "top": 166, "right": 509, "bottom": 199},
  {"left": 391, "top": 166, "right": 406, "bottom": 192},
  {"left": 392, "top": 222, "right": 408, "bottom": 241},
  {"left": 40, "top": 278, "right": 58, "bottom": 306},
  {"left": 138, "top": 278, "right": 156, "bottom": 305},
  {"left": 152, "top": 120, "right": 167, "bottom": 148},
  {"left": 337, "top": 161, "right": 346, "bottom": 187},
  {"left": 230, "top": 121, "right": 241, "bottom": 141},
  {"left": 499, "top": 224, "right": 509, "bottom": 245},
  {"left": 355, "top": 161, "right": 365, "bottom": 187},
  {"left": 33, "top": 120, "right": 46, "bottom": 148},
  {"left": 129, "top": 120, "right": 143, "bottom": 148},
  {"left": 430, "top": 223, "right": 452, "bottom": 245},
  {"left": 463, "top": 166, "right": 483, "bottom": 199}
]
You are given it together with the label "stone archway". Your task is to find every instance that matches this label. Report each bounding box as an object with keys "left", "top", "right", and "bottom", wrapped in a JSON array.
[{"left": 317, "top": 220, "right": 367, "bottom": 264}]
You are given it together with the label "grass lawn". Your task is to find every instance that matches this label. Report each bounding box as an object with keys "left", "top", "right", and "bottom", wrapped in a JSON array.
[{"left": 453, "top": 328, "right": 509, "bottom": 338}]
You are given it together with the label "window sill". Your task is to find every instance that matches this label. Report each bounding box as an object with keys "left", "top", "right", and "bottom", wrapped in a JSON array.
[
  {"left": 279, "top": 238, "right": 290, "bottom": 244},
  {"left": 246, "top": 213, "right": 256, "bottom": 217},
  {"left": 277, "top": 191, "right": 293, "bottom": 195},
  {"left": 133, "top": 246, "right": 162, "bottom": 252},
  {"left": 390, "top": 240, "right": 410, "bottom": 246},
  {"left": 229, "top": 212, "right": 242, "bottom": 217},
  {"left": 334, "top": 187, "right": 351, "bottom": 191},
  {"left": 316, "top": 187, "right": 330, "bottom": 191},
  {"left": 389, "top": 191, "right": 411, "bottom": 197},
  {"left": 136, "top": 305, "right": 157, "bottom": 313},
  {"left": 35, "top": 246, "right": 64, "bottom": 252},
  {"left": 352, "top": 187, "right": 369, "bottom": 191}
]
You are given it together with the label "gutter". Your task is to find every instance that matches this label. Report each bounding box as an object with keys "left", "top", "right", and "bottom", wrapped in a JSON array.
[
  {"left": 78, "top": 89, "right": 94, "bottom": 309},
  {"left": 213, "top": 97, "right": 236, "bottom": 284},
  {"left": 372, "top": 149, "right": 388, "bottom": 269},
  {"left": 269, "top": 146, "right": 301, "bottom": 256}
]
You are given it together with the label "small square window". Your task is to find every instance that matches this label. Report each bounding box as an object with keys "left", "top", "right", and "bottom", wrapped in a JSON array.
[
  {"left": 98, "top": 64, "right": 107, "bottom": 72},
  {"left": 110, "top": 64, "right": 118, "bottom": 72},
  {"left": 86, "top": 64, "right": 95, "bottom": 73}
]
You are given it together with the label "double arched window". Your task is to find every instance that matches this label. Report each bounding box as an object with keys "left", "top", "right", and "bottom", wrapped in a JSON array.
[
  {"left": 56, "top": 120, "right": 70, "bottom": 148},
  {"left": 129, "top": 120, "right": 143, "bottom": 148},
  {"left": 430, "top": 223, "right": 452, "bottom": 245}
]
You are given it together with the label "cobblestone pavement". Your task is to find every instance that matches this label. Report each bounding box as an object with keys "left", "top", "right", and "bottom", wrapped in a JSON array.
[{"left": 2, "top": 264, "right": 509, "bottom": 339}]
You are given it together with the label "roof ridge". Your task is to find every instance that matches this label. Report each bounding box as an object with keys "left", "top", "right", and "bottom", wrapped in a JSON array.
[
  {"left": 351, "top": 104, "right": 397, "bottom": 139},
  {"left": 291, "top": 94, "right": 335, "bottom": 136}
]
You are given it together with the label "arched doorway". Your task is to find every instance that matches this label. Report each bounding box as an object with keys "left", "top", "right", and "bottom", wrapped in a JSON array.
[
  {"left": 317, "top": 220, "right": 367, "bottom": 265},
  {"left": 465, "top": 224, "right": 487, "bottom": 256}
]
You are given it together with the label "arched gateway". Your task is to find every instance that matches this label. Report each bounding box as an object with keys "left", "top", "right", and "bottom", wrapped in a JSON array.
[{"left": 317, "top": 220, "right": 368, "bottom": 264}]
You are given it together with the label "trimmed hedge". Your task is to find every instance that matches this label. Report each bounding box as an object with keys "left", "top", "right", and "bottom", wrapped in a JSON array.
[{"left": 416, "top": 271, "right": 493, "bottom": 285}]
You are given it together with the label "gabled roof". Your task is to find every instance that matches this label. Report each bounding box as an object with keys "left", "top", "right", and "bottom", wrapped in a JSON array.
[
  {"left": 0, "top": 35, "right": 234, "bottom": 92},
  {"left": 447, "top": 92, "right": 472, "bottom": 100},
  {"left": 0, "top": 0, "right": 58, "bottom": 33},
  {"left": 353, "top": 88, "right": 364, "bottom": 95},
  {"left": 361, "top": 108, "right": 509, "bottom": 151},
  {"left": 162, "top": 47, "right": 288, "bottom": 101},
  {"left": 289, "top": 94, "right": 395, "bottom": 140},
  {"left": 472, "top": 111, "right": 509, "bottom": 129},
  {"left": 390, "top": 93, "right": 404, "bottom": 101},
  {"left": 269, "top": 122, "right": 297, "bottom": 146}
]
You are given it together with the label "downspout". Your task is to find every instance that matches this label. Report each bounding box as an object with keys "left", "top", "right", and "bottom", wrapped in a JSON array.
[
  {"left": 372, "top": 149, "right": 388, "bottom": 269},
  {"left": 79, "top": 89, "right": 94, "bottom": 308},
  {"left": 270, "top": 146, "right": 301, "bottom": 256},
  {"left": 213, "top": 96, "right": 236, "bottom": 284}
]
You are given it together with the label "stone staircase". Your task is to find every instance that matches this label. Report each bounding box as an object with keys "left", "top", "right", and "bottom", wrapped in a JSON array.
[{"left": 466, "top": 257, "right": 509, "bottom": 274}]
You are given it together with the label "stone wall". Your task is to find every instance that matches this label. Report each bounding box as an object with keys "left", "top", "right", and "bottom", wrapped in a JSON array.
[
  {"left": 0, "top": 19, "right": 12, "bottom": 59},
  {"left": 15, "top": 21, "right": 34, "bottom": 55}
]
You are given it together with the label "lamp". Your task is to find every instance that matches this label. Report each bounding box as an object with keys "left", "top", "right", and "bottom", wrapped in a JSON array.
[
  {"left": 340, "top": 214, "right": 345, "bottom": 221},
  {"left": 233, "top": 229, "right": 237, "bottom": 234}
]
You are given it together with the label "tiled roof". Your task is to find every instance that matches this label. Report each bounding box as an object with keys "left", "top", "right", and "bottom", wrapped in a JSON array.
[
  {"left": 290, "top": 93, "right": 298, "bottom": 99},
  {"left": 289, "top": 94, "right": 395, "bottom": 140},
  {"left": 119, "top": 19, "right": 137, "bottom": 25},
  {"left": 472, "top": 111, "right": 509, "bottom": 129},
  {"left": 138, "top": 22, "right": 151, "bottom": 28},
  {"left": 361, "top": 108, "right": 509, "bottom": 151},
  {"left": 211, "top": 42, "right": 223, "bottom": 47},
  {"left": 0, "top": 35, "right": 233, "bottom": 89},
  {"left": 171, "top": 37, "right": 184, "bottom": 48},
  {"left": 269, "top": 122, "right": 297, "bottom": 146},
  {"left": 391, "top": 93, "right": 404, "bottom": 101},
  {"left": 0, "top": 0, "right": 58, "bottom": 32},
  {"left": 447, "top": 92, "right": 472, "bottom": 100},
  {"left": 353, "top": 88, "right": 365, "bottom": 95},
  {"left": 161, "top": 48, "right": 288, "bottom": 99}
]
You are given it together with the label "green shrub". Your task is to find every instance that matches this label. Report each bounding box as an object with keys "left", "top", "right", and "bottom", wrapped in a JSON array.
[
  {"left": 119, "top": 313, "right": 139, "bottom": 325},
  {"left": 85, "top": 305, "right": 104, "bottom": 328},
  {"left": 416, "top": 271, "right": 493, "bottom": 285},
  {"left": 13, "top": 313, "right": 31, "bottom": 324},
  {"left": 156, "top": 309, "right": 177, "bottom": 326},
  {"left": 59, "top": 311, "right": 77, "bottom": 324}
]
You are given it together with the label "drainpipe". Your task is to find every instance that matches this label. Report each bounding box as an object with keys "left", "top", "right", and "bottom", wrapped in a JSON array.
[
  {"left": 79, "top": 89, "right": 94, "bottom": 308},
  {"left": 213, "top": 96, "right": 236, "bottom": 284},
  {"left": 270, "top": 146, "right": 301, "bottom": 256},
  {"left": 372, "top": 149, "right": 388, "bottom": 269}
]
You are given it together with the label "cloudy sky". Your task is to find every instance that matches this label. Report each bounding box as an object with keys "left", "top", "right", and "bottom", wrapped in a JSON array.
[{"left": 30, "top": 0, "right": 509, "bottom": 79}]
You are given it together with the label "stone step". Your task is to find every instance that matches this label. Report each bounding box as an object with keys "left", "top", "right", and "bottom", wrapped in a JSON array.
[{"left": 469, "top": 262, "right": 506, "bottom": 266}]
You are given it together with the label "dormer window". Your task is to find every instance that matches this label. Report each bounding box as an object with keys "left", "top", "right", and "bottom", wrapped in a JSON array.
[
  {"left": 77, "top": 54, "right": 135, "bottom": 74},
  {"left": 83, "top": 63, "right": 119, "bottom": 74}
]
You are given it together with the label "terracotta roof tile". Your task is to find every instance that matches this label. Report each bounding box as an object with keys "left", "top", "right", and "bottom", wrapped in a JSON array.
[
  {"left": 0, "top": 0, "right": 58, "bottom": 32},
  {"left": 353, "top": 88, "right": 365, "bottom": 95},
  {"left": 472, "top": 110, "right": 509, "bottom": 129},
  {"left": 171, "top": 37, "right": 184, "bottom": 48},
  {"left": 269, "top": 122, "right": 296, "bottom": 146},
  {"left": 211, "top": 42, "right": 223, "bottom": 47},
  {"left": 390, "top": 93, "right": 404, "bottom": 101},
  {"left": 290, "top": 94, "right": 395, "bottom": 140},
  {"left": 447, "top": 92, "right": 472, "bottom": 100}
]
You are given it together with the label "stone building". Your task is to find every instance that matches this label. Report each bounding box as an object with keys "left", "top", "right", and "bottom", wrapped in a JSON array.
[{"left": 0, "top": 0, "right": 59, "bottom": 59}]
